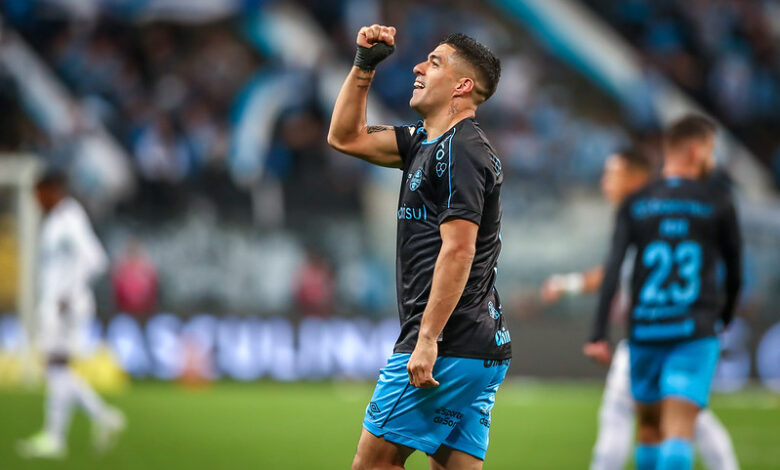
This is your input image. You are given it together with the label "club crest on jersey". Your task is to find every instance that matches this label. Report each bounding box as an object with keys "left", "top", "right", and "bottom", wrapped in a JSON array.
[
  {"left": 488, "top": 301, "right": 502, "bottom": 320},
  {"left": 409, "top": 167, "right": 423, "bottom": 191},
  {"left": 491, "top": 154, "right": 502, "bottom": 176}
]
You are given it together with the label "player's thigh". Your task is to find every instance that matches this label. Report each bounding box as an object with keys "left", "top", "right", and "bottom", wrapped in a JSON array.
[
  {"left": 429, "top": 445, "right": 483, "bottom": 470},
  {"left": 40, "top": 317, "right": 73, "bottom": 358},
  {"left": 353, "top": 428, "right": 414, "bottom": 470},
  {"left": 594, "top": 390, "right": 635, "bottom": 455},
  {"left": 694, "top": 408, "right": 728, "bottom": 442},
  {"left": 69, "top": 312, "right": 94, "bottom": 356},
  {"left": 660, "top": 398, "right": 699, "bottom": 440},
  {"left": 660, "top": 337, "right": 720, "bottom": 408},
  {"left": 440, "top": 360, "right": 509, "bottom": 463},
  {"left": 363, "top": 355, "right": 496, "bottom": 456},
  {"left": 604, "top": 340, "right": 632, "bottom": 399},
  {"left": 628, "top": 342, "right": 666, "bottom": 405},
  {"left": 596, "top": 341, "right": 635, "bottom": 453},
  {"left": 600, "top": 340, "right": 634, "bottom": 417},
  {"left": 635, "top": 402, "right": 662, "bottom": 444}
]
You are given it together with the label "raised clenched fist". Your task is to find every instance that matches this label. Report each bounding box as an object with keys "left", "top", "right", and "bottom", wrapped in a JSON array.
[
  {"left": 357, "top": 24, "right": 396, "bottom": 48},
  {"left": 354, "top": 25, "right": 396, "bottom": 71}
]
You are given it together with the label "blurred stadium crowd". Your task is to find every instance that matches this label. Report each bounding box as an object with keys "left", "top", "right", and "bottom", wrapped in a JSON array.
[
  {"left": 584, "top": 0, "right": 780, "bottom": 171},
  {"left": 0, "top": 0, "right": 778, "bottom": 327}
]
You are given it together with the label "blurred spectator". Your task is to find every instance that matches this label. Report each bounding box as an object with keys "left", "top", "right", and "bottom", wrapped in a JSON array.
[
  {"left": 133, "top": 114, "right": 191, "bottom": 183},
  {"left": 338, "top": 256, "right": 391, "bottom": 315},
  {"left": 112, "top": 239, "right": 158, "bottom": 317},
  {"left": 181, "top": 100, "right": 228, "bottom": 172},
  {"left": 294, "top": 251, "right": 335, "bottom": 317}
]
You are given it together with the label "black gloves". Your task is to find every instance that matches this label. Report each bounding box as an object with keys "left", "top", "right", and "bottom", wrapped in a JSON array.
[{"left": 354, "top": 42, "right": 395, "bottom": 71}]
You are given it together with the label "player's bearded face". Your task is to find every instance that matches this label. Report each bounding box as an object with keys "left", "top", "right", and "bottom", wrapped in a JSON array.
[{"left": 410, "top": 44, "right": 458, "bottom": 115}]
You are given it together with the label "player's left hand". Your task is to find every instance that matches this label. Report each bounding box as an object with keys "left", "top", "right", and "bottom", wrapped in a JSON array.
[
  {"left": 408, "top": 338, "right": 440, "bottom": 388},
  {"left": 583, "top": 341, "right": 612, "bottom": 367}
]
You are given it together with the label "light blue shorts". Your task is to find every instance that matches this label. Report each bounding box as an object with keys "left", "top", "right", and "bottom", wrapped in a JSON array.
[
  {"left": 629, "top": 337, "right": 720, "bottom": 408},
  {"left": 363, "top": 353, "right": 509, "bottom": 460}
]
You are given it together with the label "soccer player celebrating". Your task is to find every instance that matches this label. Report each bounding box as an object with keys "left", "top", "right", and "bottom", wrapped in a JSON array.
[
  {"left": 586, "top": 115, "right": 742, "bottom": 470},
  {"left": 543, "top": 148, "right": 739, "bottom": 470},
  {"left": 328, "top": 25, "right": 511, "bottom": 469},
  {"left": 17, "top": 171, "right": 125, "bottom": 459}
]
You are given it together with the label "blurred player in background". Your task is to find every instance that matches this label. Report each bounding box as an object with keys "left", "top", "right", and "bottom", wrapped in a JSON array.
[
  {"left": 17, "top": 171, "right": 125, "bottom": 459},
  {"left": 586, "top": 115, "right": 741, "bottom": 470},
  {"left": 542, "top": 147, "right": 739, "bottom": 470},
  {"left": 329, "top": 25, "right": 510, "bottom": 469}
]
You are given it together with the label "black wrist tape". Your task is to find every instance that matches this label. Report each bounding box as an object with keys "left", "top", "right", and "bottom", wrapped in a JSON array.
[{"left": 353, "top": 42, "right": 395, "bottom": 71}]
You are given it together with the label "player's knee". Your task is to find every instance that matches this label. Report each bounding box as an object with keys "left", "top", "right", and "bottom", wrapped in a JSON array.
[
  {"left": 351, "top": 451, "right": 379, "bottom": 470},
  {"left": 636, "top": 409, "right": 662, "bottom": 444},
  {"left": 661, "top": 400, "right": 699, "bottom": 440},
  {"left": 351, "top": 450, "right": 395, "bottom": 470},
  {"left": 428, "top": 459, "right": 482, "bottom": 470},
  {"left": 637, "top": 423, "right": 662, "bottom": 444},
  {"left": 637, "top": 411, "right": 660, "bottom": 428},
  {"left": 351, "top": 453, "right": 366, "bottom": 470},
  {"left": 636, "top": 404, "right": 661, "bottom": 435}
]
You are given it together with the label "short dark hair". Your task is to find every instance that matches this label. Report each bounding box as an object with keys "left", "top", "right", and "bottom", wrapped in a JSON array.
[
  {"left": 36, "top": 168, "right": 67, "bottom": 189},
  {"left": 665, "top": 114, "right": 717, "bottom": 147},
  {"left": 441, "top": 33, "right": 501, "bottom": 102},
  {"left": 616, "top": 147, "right": 653, "bottom": 174}
]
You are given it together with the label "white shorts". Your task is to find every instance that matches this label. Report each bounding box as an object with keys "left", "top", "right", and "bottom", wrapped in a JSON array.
[{"left": 38, "top": 296, "right": 95, "bottom": 357}]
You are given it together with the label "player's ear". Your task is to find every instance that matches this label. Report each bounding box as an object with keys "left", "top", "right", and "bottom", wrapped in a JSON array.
[{"left": 452, "top": 77, "right": 474, "bottom": 98}]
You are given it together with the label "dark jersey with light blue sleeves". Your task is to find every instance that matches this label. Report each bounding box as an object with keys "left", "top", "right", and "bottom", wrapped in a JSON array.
[
  {"left": 592, "top": 177, "right": 742, "bottom": 345},
  {"left": 392, "top": 118, "right": 511, "bottom": 360}
]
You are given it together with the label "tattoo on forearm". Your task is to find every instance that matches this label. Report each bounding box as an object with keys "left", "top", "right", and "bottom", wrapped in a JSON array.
[
  {"left": 356, "top": 75, "right": 371, "bottom": 90},
  {"left": 367, "top": 126, "right": 391, "bottom": 134}
]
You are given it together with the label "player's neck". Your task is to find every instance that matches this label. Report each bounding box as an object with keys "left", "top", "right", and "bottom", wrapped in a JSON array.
[
  {"left": 422, "top": 104, "right": 475, "bottom": 142},
  {"left": 45, "top": 195, "right": 67, "bottom": 214},
  {"left": 662, "top": 163, "right": 700, "bottom": 180}
]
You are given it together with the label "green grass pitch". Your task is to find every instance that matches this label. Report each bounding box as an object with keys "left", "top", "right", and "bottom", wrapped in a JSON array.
[{"left": 0, "top": 381, "right": 778, "bottom": 469}]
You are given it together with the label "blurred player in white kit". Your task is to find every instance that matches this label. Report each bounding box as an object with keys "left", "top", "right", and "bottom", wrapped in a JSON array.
[{"left": 17, "top": 171, "right": 125, "bottom": 459}]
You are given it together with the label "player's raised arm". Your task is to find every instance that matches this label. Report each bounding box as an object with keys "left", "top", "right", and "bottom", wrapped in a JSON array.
[{"left": 327, "top": 25, "right": 402, "bottom": 168}]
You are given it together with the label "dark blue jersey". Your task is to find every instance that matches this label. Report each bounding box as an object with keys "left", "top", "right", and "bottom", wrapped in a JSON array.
[
  {"left": 392, "top": 118, "right": 511, "bottom": 360},
  {"left": 592, "top": 177, "right": 742, "bottom": 345}
]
